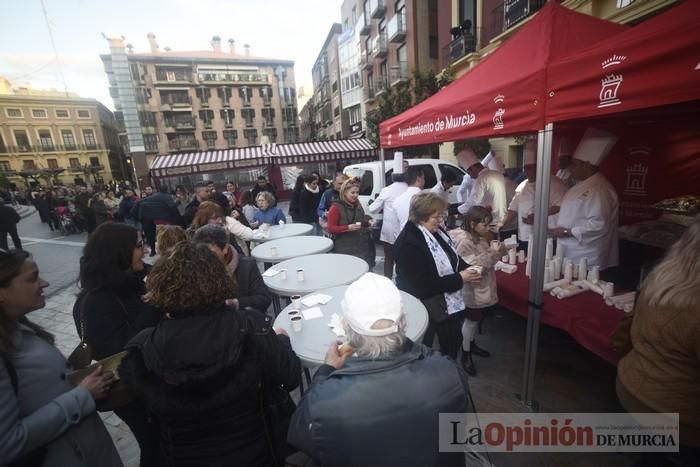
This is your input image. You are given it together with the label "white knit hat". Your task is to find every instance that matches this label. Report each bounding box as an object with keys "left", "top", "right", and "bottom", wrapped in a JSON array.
[
  {"left": 572, "top": 128, "right": 618, "bottom": 167},
  {"left": 456, "top": 147, "right": 480, "bottom": 170},
  {"left": 342, "top": 273, "right": 403, "bottom": 337}
]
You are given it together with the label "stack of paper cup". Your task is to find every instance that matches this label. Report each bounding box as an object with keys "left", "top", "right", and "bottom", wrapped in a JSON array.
[
  {"left": 555, "top": 242, "right": 565, "bottom": 260},
  {"left": 603, "top": 282, "right": 614, "bottom": 298},
  {"left": 590, "top": 265, "right": 600, "bottom": 284},
  {"left": 578, "top": 258, "right": 588, "bottom": 284},
  {"left": 508, "top": 249, "right": 517, "bottom": 265},
  {"left": 545, "top": 238, "right": 553, "bottom": 261},
  {"left": 517, "top": 250, "right": 526, "bottom": 263},
  {"left": 564, "top": 262, "right": 573, "bottom": 281}
]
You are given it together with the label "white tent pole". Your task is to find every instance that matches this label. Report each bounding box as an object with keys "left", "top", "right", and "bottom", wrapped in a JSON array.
[
  {"left": 519, "top": 122, "right": 554, "bottom": 408},
  {"left": 379, "top": 147, "right": 386, "bottom": 190}
]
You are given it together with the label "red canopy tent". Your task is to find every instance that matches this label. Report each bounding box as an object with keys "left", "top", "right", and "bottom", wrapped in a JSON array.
[
  {"left": 545, "top": 0, "right": 700, "bottom": 123},
  {"left": 378, "top": 1, "right": 627, "bottom": 148}
]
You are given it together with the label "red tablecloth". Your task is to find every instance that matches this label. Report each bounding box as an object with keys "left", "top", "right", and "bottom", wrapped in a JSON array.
[{"left": 496, "top": 268, "right": 625, "bottom": 365}]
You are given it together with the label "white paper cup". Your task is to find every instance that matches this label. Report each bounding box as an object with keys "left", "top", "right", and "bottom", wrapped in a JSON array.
[
  {"left": 296, "top": 268, "right": 305, "bottom": 281},
  {"left": 291, "top": 316, "right": 303, "bottom": 332},
  {"left": 279, "top": 269, "right": 287, "bottom": 280},
  {"left": 291, "top": 295, "right": 301, "bottom": 308},
  {"left": 270, "top": 246, "right": 278, "bottom": 257},
  {"left": 287, "top": 309, "right": 300, "bottom": 318},
  {"left": 517, "top": 250, "right": 526, "bottom": 263}
]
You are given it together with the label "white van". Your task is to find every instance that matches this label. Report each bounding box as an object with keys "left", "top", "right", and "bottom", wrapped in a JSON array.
[{"left": 343, "top": 158, "right": 465, "bottom": 220}]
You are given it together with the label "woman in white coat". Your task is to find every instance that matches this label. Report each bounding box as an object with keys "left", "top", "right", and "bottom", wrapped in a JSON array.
[{"left": 0, "top": 249, "right": 122, "bottom": 467}]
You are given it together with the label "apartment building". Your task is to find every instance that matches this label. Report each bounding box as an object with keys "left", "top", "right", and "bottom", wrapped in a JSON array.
[
  {"left": 0, "top": 77, "right": 122, "bottom": 187},
  {"left": 308, "top": 24, "right": 344, "bottom": 141},
  {"left": 357, "top": 0, "right": 451, "bottom": 112},
  {"left": 101, "top": 34, "right": 298, "bottom": 186}
]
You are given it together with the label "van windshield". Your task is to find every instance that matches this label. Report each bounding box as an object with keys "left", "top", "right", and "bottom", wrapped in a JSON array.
[{"left": 344, "top": 168, "right": 373, "bottom": 195}]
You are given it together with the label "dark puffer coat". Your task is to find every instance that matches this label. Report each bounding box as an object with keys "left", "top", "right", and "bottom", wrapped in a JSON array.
[{"left": 119, "top": 306, "right": 301, "bottom": 467}]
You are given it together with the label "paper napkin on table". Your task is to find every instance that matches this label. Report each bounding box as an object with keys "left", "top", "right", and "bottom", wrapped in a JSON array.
[
  {"left": 302, "top": 307, "right": 324, "bottom": 320},
  {"left": 262, "top": 268, "right": 281, "bottom": 277},
  {"left": 328, "top": 313, "right": 346, "bottom": 337},
  {"left": 301, "top": 293, "right": 333, "bottom": 307}
]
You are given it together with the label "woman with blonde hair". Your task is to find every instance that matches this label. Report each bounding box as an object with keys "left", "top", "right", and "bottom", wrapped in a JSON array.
[
  {"left": 155, "top": 225, "right": 188, "bottom": 257},
  {"left": 449, "top": 206, "right": 506, "bottom": 376},
  {"left": 326, "top": 178, "right": 374, "bottom": 266},
  {"left": 189, "top": 201, "right": 253, "bottom": 255},
  {"left": 118, "top": 242, "right": 300, "bottom": 466},
  {"left": 617, "top": 219, "right": 700, "bottom": 460}
]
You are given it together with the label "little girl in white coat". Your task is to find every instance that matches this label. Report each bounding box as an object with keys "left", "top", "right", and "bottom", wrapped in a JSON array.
[{"left": 449, "top": 206, "right": 506, "bottom": 376}]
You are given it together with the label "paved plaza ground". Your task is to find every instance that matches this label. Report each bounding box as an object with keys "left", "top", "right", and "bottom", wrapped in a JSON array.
[{"left": 17, "top": 207, "right": 639, "bottom": 466}]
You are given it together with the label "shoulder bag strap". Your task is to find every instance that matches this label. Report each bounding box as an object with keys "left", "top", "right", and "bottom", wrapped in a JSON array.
[
  {"left": 78, "top": 291, "right": 92, "bottom": 345},
  {"left": 1, "top": 353, "right": 18, "bottom": 394}
]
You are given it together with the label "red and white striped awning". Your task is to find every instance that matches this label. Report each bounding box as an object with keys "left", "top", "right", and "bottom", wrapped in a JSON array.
[
  {"left": 272, "top": 138, "right": 376, "bottom": 165},
  {"left": 149, "top": 145, "right": 274, "bottom": 177},
  {"left": 150, "top": 138, "right": 376, "bottom": 177}
]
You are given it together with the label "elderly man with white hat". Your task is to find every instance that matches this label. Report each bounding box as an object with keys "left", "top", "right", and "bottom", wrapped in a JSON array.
[
  {"left": 550, "top": 128, "right": 620, "bottom": 269},
  {"left": 369, "top": 153, "right": 409, "bottom": 278},
  {"left": 500, "top": 139, "right": 568, "bottom": 248},
  {"left": 288, "top": 272, "right": 470, "bottom": 467},
  {"left": 456, "top": 147, "right": 509, "bottom": 225}
]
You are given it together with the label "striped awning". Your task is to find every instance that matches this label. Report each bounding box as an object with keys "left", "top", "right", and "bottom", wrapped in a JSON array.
[
  {"left": 149, "top": 138, "right": 376, "bottom": 177},
  {"left": 272, "top": 138, "right": 376, "bottom": 165},
  {"left": 149, "top": 145, "right": 274, "bottom": 177}
]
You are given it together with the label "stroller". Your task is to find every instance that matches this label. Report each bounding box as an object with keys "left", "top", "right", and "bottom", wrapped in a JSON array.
[{"left": 56, "top": 205, "right": 79, "bottom": 236}]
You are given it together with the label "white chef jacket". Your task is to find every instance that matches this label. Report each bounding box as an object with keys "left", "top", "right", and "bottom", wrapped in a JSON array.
[
  {"left": 508, "top": 176, "right": 568, "bottom": 243},
  {"left": 369, "top": 181, "right": 408, "bottom": 244},
  {"left": 556, "top": 172, "right": 619, "bottom": 269},
  {"left": 556, "top": 167, "right": 575, "bottom": 188},
  {"left": 429, "top": 181, "right": 450, "bottom": 201},
  {"left": 457, "top": 169, "right": 508, "bottom": 224},
  {"left": 393, "top": 186, "right": 423, "bottom": 235},
  {"left": 456, "top": 175, "right": 473, "bottom": 203}
]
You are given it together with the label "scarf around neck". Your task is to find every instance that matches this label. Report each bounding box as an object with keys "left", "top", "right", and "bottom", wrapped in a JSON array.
[{"left": 417, "top": 224, "right": 465, "bottom": 315}]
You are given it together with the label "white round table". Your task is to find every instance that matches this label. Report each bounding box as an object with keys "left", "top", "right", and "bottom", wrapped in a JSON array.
[
  {"left": 252, "top": 223, "right": 313, "bottom": 242},
  {"left": 263, "top": 254, "right": 369, "bottom": 297},
  {"left": 251, "top": 236, "right": 333, "bottom": 264},
  {"left": 274, "top": 285, "right": 429, "bottom": 367}
]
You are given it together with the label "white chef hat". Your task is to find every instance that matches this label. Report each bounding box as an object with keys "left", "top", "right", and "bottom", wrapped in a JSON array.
[
  {"left": 342, "top": 273, "right": 403, "bottom": 337},
  {"left": 393, "top": 151, "right": 404, "bottom": 174},
  {"left": 557, "top": 137, "right": 572, "bottom": 158},
  {"left": 483, "top": 151, "right": 505, "bottom": 173},
  {"left": 572, "top": 128, "right": 618, "bottom": 167},
  {"left": 456, "top": 147, "right": 480, "bottom": 170},
  {"left": 524, "top": 140, "right": 537, "bottom": 166}
]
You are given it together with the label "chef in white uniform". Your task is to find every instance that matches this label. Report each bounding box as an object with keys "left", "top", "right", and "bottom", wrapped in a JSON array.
[
  {"left": 369, "top": 153, "right": 409, "bottom": 278},
  {"left": 550, "top": 128, "right": 619, "bottom": 269},
  {"left": 456, "top": 148, "right": 508, "bottom": 225},
  {"left": 500, "top": 140, "right": 568, "bottom": 246},
  {"left": 393, "top": 165, "right": 425, "bottom": 230},
  {"left": 555, "top": 138, "right": 575, "bottom": 188},
  {"left": 483, "top": 150, "right": 517, "bottom": 232}
]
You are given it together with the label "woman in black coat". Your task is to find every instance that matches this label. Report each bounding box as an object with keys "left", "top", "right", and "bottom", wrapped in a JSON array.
[
  {"left": 73, "top": 222, "right": 161, "bottom": 466},
  {"left": 393, "top": 192, "right": 480, "bottom": 360},
  {"left": 298, "top": 175, "right": 322, "bottom": 231},
  {"left": 119, "top": 242, "right": 301, "bottom": 467},
  {"left": 288, "top": 175, "right": 305, "bottom": 223}
]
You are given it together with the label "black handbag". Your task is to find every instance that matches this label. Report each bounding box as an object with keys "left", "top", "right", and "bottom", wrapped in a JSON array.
[
  {"left": 421, "top": 294, "right": 450, "bottom": 324},
  {"left": 67, "top": 292, "right": 134, "bottom": 412}
]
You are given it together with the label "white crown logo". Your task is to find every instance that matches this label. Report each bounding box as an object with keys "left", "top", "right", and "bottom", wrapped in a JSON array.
[
  {"left": 493, "top": 94, "right": 505, "bottom": 104},
  {"left": 602, "top": 54, "right": 627, "bottom": 69}
]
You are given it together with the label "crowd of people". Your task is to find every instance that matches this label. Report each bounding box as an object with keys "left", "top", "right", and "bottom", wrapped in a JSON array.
[{"left": 0, "top": 128, "right": 697, "bottom": 466}]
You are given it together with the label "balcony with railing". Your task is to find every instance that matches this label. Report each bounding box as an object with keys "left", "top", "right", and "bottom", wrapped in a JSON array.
[
  {"left": 370, "top": 0, "right": 385, "bottom": 19},
  {"left": 197, "top": 71, "right": 269, "bottom": 84},
  {"left": 168, "top": 137, "right": 199, "bottom": 151},
  {"left": 390, "top": 61, "right": 409, "bottom": 85},
  {"left": 358, "top": 13, "right": 370, "bottom": 35},
  {"left": 442, "top": 33, "right": 477, "bottom": 66},
  {"left": 155, "top": 69, "right": 192, "bottom": 84},
  {"left": 160, "top": 94, "right": 192, "bottom": 110},
  {"left": 387, "top": 11, "right": 407, "bottom": 43},
  {"left": 1, "top": 144, "right": 105, "bottom": 154},
  {"left": 165, "top": 115, "right": 196, "bottom": 131},
  {"left": 371, "top": 33, "right": 388, "bottom": 59},
  {"left": 360, "top": 50, "right": 374, "bottom": 70},
  {"left": 365, "top": 83, "right": 376, "bottom": 102},
  {"left": 376, "top": 76, "right": 389, "bottom": 96},
  {"left": 504, "top": 0, "right": 545, "bottom": 29}
]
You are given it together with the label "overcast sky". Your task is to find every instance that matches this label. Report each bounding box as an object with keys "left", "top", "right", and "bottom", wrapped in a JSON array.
[{"left": 0, "top": 0, "right": 343, "bottom": 109}]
